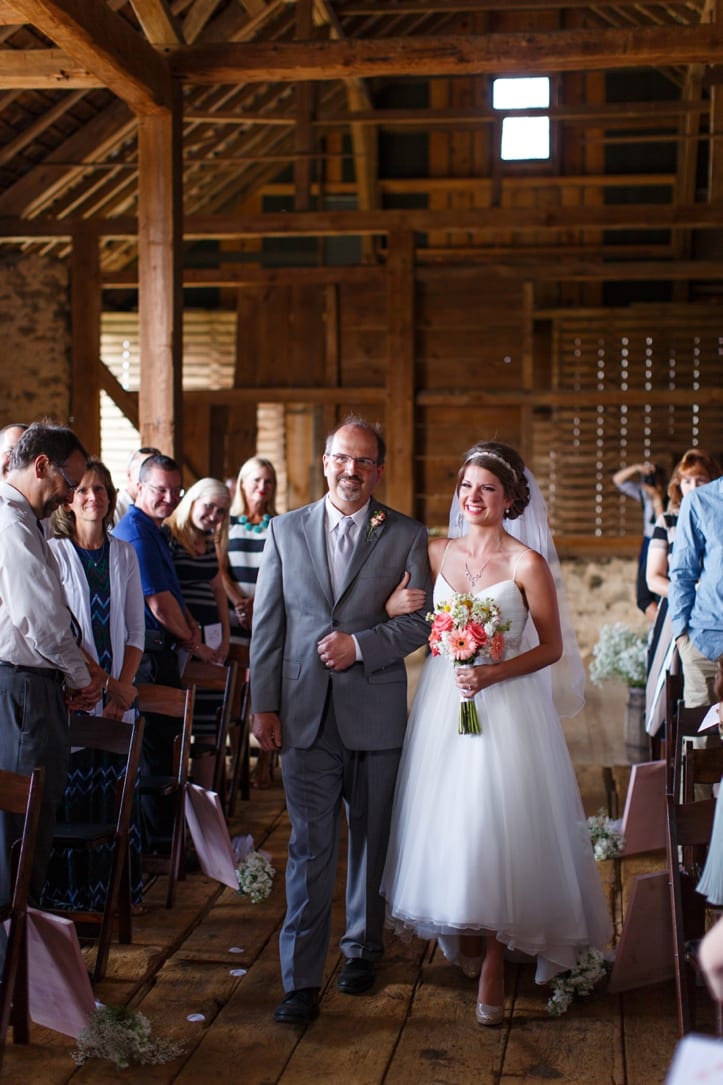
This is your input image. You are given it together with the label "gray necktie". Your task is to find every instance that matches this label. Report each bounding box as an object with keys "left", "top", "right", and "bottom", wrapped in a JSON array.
[{"left": 332, "top": 516, "right": 354, "bottom": 593}]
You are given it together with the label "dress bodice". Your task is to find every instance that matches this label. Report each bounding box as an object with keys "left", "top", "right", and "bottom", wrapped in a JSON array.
[{"left": 433, "top": 575, "right": 528, "bottom": 656}]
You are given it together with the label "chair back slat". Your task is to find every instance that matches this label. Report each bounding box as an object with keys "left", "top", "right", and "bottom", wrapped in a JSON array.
[{"left": 0, "top": 766, "right": 45, "bottom": 1062}]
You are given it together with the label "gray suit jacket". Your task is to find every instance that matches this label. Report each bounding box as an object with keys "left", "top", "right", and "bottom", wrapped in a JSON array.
[{"left": 250, "top": 497, "right": 432, "bottom": 750}]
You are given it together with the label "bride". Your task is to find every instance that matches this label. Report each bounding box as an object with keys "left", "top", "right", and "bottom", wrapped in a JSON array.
[{"left": 380, "top": 441, "right": 611, "bottom": 1027}]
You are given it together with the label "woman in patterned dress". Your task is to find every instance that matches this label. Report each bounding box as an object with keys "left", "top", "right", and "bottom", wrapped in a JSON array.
[
  {"left": 42, "top": 459, "right": 146, "bottom": 911},
  {"left": 165, "top": 478, "right": 231, "bottom": 785}
]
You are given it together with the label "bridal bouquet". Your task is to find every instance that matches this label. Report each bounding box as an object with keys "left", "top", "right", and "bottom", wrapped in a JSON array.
[{"left": 427, "top": 593, "right": 510, "bottom": 735}]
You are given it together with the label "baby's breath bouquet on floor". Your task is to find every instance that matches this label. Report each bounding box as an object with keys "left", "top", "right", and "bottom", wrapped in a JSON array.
[
  {"left": 427, "top": 593, "right": 511, "bottom": 734},
  {"left": 546, "top": 949, "right": 608, "bottom": 1016},
  {"left": 587, "top": 809, "right": 625, "bottom": 861},
  {"left": 236, "top": 850, "right": 275, "bottom": 903},
  {"left": 233, "top": 833, "right": 276, "bottom": 902},
  {"left": 73, "top": 1005, "right": 184, "bottom": 1069},
  {"left": 589, "top": 622, "right": 647, "bottom": 689}
]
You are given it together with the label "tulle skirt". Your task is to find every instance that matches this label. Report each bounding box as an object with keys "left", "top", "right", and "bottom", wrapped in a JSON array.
[{"left": 380, "top": 653, "right": 612, "bottom": 983}]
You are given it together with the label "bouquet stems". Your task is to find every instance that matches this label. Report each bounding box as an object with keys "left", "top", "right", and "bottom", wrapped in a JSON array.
[{"left": 459, "top": 694, "right": 481, "bottom": 735}]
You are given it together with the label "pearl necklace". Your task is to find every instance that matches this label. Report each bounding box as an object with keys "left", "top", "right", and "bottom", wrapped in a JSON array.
[
  {"left": 463, "top": 539, "right": 503, "bottom": 589},
  {"left": 240, "top": 513, "right": 270, "bottom": 534}
]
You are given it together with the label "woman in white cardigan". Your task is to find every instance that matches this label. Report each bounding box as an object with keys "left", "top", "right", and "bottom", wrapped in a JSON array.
[{"left": 42, "top": 458, "right": 146, "bottom": 912}]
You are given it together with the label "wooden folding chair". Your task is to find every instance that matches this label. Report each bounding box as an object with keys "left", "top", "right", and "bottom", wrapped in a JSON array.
[
  {"left": 0, "top": 766, "right": 44, "bottom": 1066},
  {"left": 664, "top": 670, "right": 684, "bottom": 794},
  {"left": 666, "top": 793, "right": 717, "bottom": 1035},
  {"left": 48, "top": 714, "right": 144, "bottom": 982},
  {"left": 135, "top": 684, "right": 195, "bottom": 909},
  {"left": 671, "top": 700, "right": 717, "bottom": 802},
  {"left": 225, "top": 643, "right": 251, "bottom": 816},
  {"left": 181, "top": 658, "right": 239, "bottom": 796},
  {"left": 683, "top": 744, "right": 723, "bottom": 806}
]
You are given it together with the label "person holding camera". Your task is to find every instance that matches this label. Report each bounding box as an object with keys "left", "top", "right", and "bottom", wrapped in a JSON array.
[{"left": 613, "top": 460, "right": 667, "bottom": 621}]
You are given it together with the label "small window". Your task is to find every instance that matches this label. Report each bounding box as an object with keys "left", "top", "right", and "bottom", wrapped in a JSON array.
[{"left": 492, "top": 76, "right": 550, "bottom": 162}]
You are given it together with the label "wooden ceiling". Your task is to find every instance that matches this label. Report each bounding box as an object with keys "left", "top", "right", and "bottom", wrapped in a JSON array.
[{"left": 0, "top": 0, "right": 720, "bottom": 281}]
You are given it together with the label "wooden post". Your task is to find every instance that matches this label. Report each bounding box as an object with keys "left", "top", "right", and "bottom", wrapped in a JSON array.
[
  {"left": 137, "top": 93, "right": 183, "bottom": 460},
  {"left": 70, "top": 223, "right": 101, "bottom": 454},
  {"left": 385, "top": 230, "right": 415, "bottom": 515}
]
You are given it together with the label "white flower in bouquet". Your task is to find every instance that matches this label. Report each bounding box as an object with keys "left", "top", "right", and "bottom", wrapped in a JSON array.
[
  {"left": 587, "top": 810, "right": 625, "bottom": 861},
  {"left": 73, "top": 1005, "right": 184, "bottom": 1069},
  {"left": 589, "top": 622, "right": 647, "bottom": 689},
  {"left": 236, "top": 850, "right": 275, "bottom": 903},
  {"left": 546, "top": 949, "right": 608, "bottom": 1016}
]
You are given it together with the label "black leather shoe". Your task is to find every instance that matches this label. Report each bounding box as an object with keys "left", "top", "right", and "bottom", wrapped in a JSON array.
[
  {"left": 337, "top": 957, "right": 375, "bottom": 995},
  {"left": 273, "top": 988, "right": 320, "bottom": 1024}
]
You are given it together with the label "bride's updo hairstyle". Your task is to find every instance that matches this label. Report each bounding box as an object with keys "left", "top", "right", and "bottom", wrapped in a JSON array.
[{"left": 456, "top": 441, "right": 530, "bottom": 520}]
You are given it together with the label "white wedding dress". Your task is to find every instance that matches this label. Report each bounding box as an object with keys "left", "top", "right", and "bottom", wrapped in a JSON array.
[{"left": 381, "top": 573, "right": 612, "bottom": 983}]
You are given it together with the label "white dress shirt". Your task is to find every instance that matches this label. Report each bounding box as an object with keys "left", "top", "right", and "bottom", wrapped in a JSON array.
[{"left": 0, "top": 481, "right": 91, "bottom": 688}]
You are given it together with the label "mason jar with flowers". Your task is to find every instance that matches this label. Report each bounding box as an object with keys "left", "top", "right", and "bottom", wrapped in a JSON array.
[{"left": 589, "top": 622, "right": 648, "bottom": 761}]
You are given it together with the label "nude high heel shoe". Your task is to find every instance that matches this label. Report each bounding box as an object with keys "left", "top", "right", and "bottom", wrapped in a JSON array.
[{"left": 475, "top": 1002, "right": 504, "bottom": 1026}]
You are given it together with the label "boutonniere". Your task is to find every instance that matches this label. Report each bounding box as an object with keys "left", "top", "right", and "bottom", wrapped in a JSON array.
[{"left": 366, "top": 509, "right": 386, "bottom": 541}]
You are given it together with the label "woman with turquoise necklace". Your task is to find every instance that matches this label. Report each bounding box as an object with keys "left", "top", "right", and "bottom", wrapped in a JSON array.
[
  {"left": 223, "top": 455, "right": 278, "bottom": 787},
  {"left": 42, "top": 458, "right": 146, "bottom": 913}
]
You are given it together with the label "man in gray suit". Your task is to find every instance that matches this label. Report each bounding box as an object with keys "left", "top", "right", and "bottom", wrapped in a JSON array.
[{"left": 251, "top": 416, "right": 432, "bottom": 1024}]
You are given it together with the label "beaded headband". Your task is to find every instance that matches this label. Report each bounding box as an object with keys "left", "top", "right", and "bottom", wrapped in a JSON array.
[{"left": 466, "top": 448, "right": 518, "bottom": 481}]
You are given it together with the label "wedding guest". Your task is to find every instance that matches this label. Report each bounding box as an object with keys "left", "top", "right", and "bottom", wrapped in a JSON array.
[
  {"left": 669, "top": 472, "right": 723, "bottom": 708},
  {"left": 113, "top": 445, "right": 160, "bottom": 524},
  {"left": 613, "top": 460, "right": 667, "bottom": 621},
  {"left": 645, "top": 449, "right": 720, "bottom": 735},
  {"left": 0, "top": 423, "right": 28, "bottom": 478},
  {"left": 42, "top": 458, "right": 145, "bottom": 912},
  {"left": 381, "top": 441, "right": 611, "bottom": 1027},
  {"left": 0, "top": 422, "right": 101, "bottom": 924},
  {"left": 165, "top": 478, "right": 230, "bottom": 787},
  {"left": 114, "top": 453, "right": 202, "bottom": 853},
  {"left": 222, "top": 456, "right": 278, "bottom": 788}
]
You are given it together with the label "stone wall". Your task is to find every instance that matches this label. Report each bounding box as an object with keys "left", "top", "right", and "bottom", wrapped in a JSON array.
[
  {"left": 0, "top": 252, "right": 70, "bottom": 425},
  {"left": 562, "top": 556, "right": 649, "bottom": 661},
  {"left": 561, "top": 555, "right": 649, "bottom": 766}
]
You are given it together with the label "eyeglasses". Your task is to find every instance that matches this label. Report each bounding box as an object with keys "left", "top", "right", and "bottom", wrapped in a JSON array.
[
  {"left": 144, "top": 482, "right": 184, "bottom": 499},
  {"left": 53, "top": 464, "right": 80, "bottom": 492},
  {"left": 328, "top": 453, "right": 378, "bottom": 470}
]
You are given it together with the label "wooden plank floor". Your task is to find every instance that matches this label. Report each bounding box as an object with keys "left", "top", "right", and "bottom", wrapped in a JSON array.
[
  {"left": 3, "top": 770, "right": 687, "bottom": 1085},
  {"left": 2, "top": 665, "right": 697, "bottom": 1085}
]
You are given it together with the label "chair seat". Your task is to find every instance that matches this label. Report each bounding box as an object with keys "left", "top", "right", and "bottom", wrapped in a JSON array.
[
  {"left": 134, "top": 684, "right": 196, "bottom": 909},
  {"left": 46, "top": 714, "right": 144, "bottom": 982}
]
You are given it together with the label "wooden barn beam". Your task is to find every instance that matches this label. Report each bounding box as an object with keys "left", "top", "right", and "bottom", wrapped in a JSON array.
[
  {"left": 0, "top": 49, "right": 101, "bottom": 88},
  {"left": 172, "top": 25, "right": 723, "bottom": 84},
  {"left": 137, "top": 96, "right": 184, "bottom": 457},
  {"left": 184, "top": 386, "right": 723, "bottom": 409},
  {"left": 97, "top": 260, "right": 723, "bottom": 288},
  {"left": 340, "top": 0, "right": 683, "bottom": 10},
  {"left": 179, "top": 203, "right": 723, "bottom": 236},
  {"left": 3, "top": 202, "right": 723, "bottom": 240},
  {"left": 10, "top": 0, "right": 172, "bottom": 113},
  {"left": 294, "top": 0, "right": 314, "bottom": 211},
  {"left": 315, "top": 0, "right": 380, "bottom": 260},
  {"left": 70, "top": 224, "right": 101, "bottom": 454},
  {"left": 129, "top": 0, "right": 184, "bottom": 46},
  {"left": 385, "top": 231, "right": 415, "bottom": 515},
  {"left": 99, "top": 365, "right": 139, "bottom": 429}
]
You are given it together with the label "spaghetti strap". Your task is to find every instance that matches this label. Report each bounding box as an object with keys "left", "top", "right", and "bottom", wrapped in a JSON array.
[
  {"left": 438, "top": 539, "right": 454, "bottom": 580},
  {"left": 510, "top": 546, "right": 530, "bottom": 586}
]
